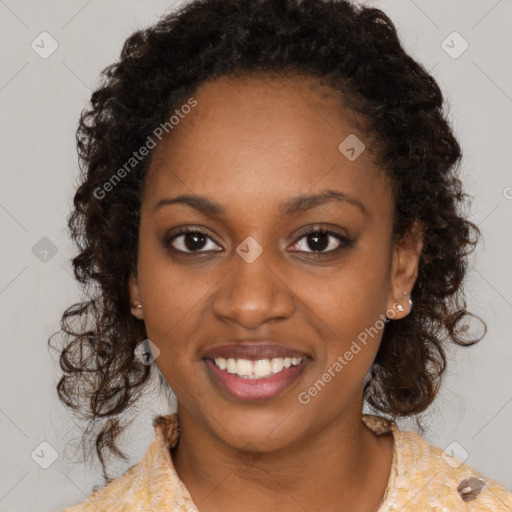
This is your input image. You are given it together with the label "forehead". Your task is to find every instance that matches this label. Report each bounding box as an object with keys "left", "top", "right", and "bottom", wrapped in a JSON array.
[{"left": 143, "top": 74, "right": 391, "bottom": 218}]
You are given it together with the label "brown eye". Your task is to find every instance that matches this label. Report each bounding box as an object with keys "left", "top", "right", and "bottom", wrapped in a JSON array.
[
  {"left": 163, "top": 227, "right": 222, "bottom": 254},
  {"left": 291, "top": 228, "right": 352, "bottom": 254}
]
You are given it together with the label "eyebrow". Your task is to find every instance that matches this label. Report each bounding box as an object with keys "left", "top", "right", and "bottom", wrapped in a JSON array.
[{"left": 153, "top": 189, "right": 368, "bottom": 217}]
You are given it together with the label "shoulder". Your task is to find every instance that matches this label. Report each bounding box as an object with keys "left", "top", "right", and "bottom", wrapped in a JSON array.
[
  {"left": 387, "top": 422, "right": 512, "bottom": 511},
  {"left": 61, "top": 460, "right": 151, "bottom": 511},
  {"left": 61, "top": 414, "right": 188, "bottom": 511}
]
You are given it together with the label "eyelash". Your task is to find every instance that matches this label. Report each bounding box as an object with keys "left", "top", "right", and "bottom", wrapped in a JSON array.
[{"left": 162, "top": 225, "right": 353, "bottom": 257}]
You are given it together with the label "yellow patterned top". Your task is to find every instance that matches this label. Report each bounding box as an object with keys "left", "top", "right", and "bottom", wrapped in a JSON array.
[{"left": 62, "top": 414, "right": 512, "bottom": 511}]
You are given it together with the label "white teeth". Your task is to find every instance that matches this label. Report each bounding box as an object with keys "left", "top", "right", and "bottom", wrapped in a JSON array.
[
  {"left": 253, "top": 359, "right": 272, "bottom": 377},
  {"left": 236, "top": 359, "right": 253, "bottom": 377},
  {"left": 226, "top": 358, "right": 237, "bottom": 374},
  {"left": 215, "top": 357, "right": 227, "bottom": 370},
  {"left": 212, "top": 356, "right": 303, "bottom": 378},
  {"left": 270, "top": 357, "right": 284, "bottom": 373}
]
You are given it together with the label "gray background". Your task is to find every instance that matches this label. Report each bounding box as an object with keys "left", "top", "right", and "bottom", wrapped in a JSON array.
[{"left": 0, "top": 0, "right": 511, "bottom": 510}]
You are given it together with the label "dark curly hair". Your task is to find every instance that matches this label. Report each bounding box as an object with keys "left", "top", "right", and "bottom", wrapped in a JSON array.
[{"left": 49, "top": 0, "right": 485, "bottom": 482}]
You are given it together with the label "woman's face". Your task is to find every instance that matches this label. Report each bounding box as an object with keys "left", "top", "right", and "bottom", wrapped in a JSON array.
[{"left": 130, "top": 74, "right": 421, "bottom": 451}]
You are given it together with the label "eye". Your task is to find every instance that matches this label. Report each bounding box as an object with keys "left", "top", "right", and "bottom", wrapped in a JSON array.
[
  {"left": 163, "top": 226, "right": 222, "bottom": 254},
  {"left": 290, "top": 227, "right": 352, "bottom": 255},
  {"left": 163, "top": 226, "right": 353, "bottom": 256}
]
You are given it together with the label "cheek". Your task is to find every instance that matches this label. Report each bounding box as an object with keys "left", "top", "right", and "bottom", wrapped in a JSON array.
[
  {"left": 295, "top": 243, "right": 391, "bottom": 386},
  {"left": 293, "top": 249, "right": 390, "bottom": 339},
  {"left": 136, "top": 243, "right": 236, "bottom": 400},
  {"left": 136, "top": 226, "right": 215, "bottom": 335},
  {"left": 140, "top": 267, "right": 210, "bottom": 341},
  {"left": 296, "top": 279, "right": 386, "bottom": 413}
]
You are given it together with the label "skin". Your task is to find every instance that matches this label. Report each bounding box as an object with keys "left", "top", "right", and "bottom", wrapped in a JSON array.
[{"left": 129, "top": 73, "right": 423, "bottom": 512}]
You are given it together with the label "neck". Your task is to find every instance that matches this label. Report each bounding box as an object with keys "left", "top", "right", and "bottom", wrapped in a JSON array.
[{"left": 172, "top": 403, "right": 394, "bottom": 512}]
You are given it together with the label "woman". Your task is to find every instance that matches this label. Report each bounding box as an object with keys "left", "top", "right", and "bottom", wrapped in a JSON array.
[{"left": 53, "top": 0, "right": 512, "bottom": 510}]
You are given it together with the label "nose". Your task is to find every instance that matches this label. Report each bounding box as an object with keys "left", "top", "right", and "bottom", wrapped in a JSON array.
[{"left": 211, "top": 247, "right": 295, "bottom": 330}]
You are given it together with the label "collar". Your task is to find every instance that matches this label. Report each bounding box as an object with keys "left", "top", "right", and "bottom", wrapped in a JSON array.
[
  {"left": 147, "top": 413, "right": 399, "bottom": 511},
  {"left": 153, "top": 412, "right": 398, "bottom": 448}
]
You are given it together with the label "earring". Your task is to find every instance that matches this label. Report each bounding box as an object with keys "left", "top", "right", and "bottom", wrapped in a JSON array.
[
  {"left": 387, "top": 292, "right": 413, "bottom": 320},
  {"left": 402, "top": 291, "right": 413, "bottom": 310},
  {"left": 395, "top": 292, "right": 412, "bottom": 313}
]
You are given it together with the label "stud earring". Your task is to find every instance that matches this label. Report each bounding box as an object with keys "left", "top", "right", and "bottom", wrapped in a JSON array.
[
  {"left": 403, "top": 291, "right": 413, "bottom": 310},
  {"left": 387, "top": 292, "right": 413, "bottom": 320},
  {"left": 395, "top": 292, "right": 412, "bottom": 313},
  {"left": 403, "top": 292, "right": 412, "bottom": 309}
]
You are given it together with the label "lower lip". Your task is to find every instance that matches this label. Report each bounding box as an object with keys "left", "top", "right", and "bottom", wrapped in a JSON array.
[{"left": 204, "top": 359, "right": 308, "bottom": 401}]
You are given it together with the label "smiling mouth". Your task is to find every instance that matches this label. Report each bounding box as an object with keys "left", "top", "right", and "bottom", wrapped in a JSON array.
[
  {"left": 211, "top": 357, "right": 304, "bottom": 379},
  {"left": 202, "top": 342, "right": 310, "bottom": 400}
]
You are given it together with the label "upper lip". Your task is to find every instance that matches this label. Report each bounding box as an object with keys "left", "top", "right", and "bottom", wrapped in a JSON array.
[{"left": 202, "top": 342, "right": 308, "bottom": 361}]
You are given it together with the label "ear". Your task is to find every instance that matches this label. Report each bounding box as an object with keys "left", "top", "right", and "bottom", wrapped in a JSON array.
[
  {"left": 128, "top": 272, "right": 144, "bottom": 320},
  {"left": 386, "top": 220, "right": 423, "bottom": 319}
]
